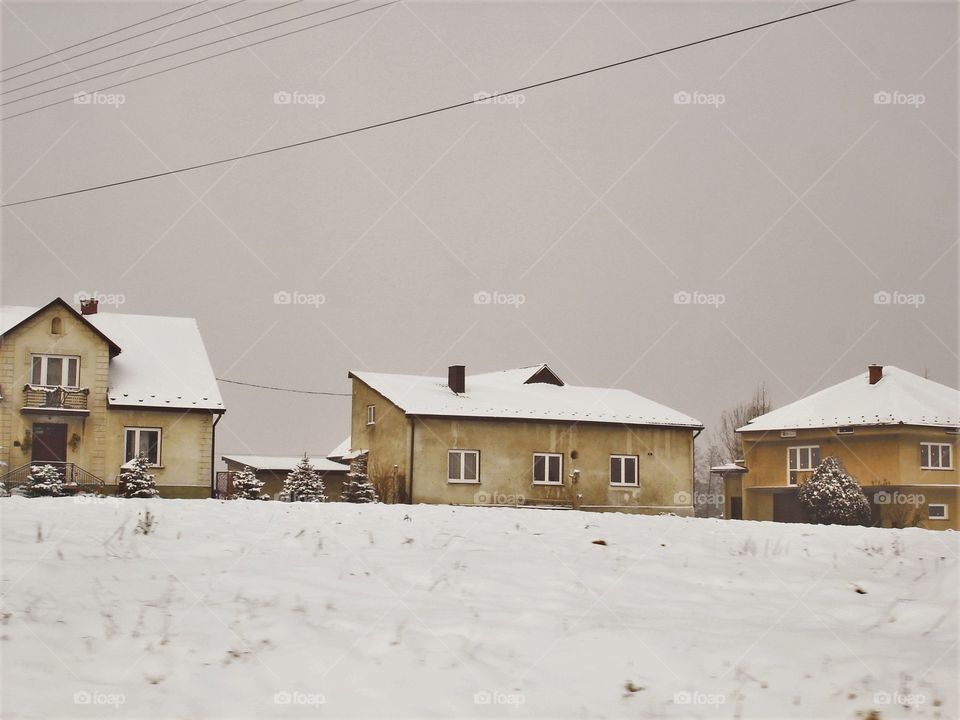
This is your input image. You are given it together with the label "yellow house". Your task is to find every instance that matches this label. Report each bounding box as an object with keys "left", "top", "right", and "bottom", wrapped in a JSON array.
[
  {"left": 728, "top": 365, "right": 959, "bottom": 530},
  {"left": 220, "top": 454, "right": 350, "bottom": 500},
  {"left": 0, "top": 297, "right": 224, "bottom": 498},
  {"left": 346, "top": 364, "right": 703, "bottom": 513}
]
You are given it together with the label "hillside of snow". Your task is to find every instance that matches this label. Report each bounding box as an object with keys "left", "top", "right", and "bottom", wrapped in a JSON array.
[{"left": 1, "top": 497, "right": 956, "bottom": 719}]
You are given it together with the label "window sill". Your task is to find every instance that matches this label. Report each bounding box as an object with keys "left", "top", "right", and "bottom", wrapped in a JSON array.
[
  {"left": 447, "top": 479, "right": 480, "bottom": 484},
  {"left": 610, "top": 483, "right": 639, "bottom": 488},
  {"left": 921, "top": 467, "right": 953, "bottom": 471},
  {"left": 532, "top": 481, "right": 564, "bottom": 486}
]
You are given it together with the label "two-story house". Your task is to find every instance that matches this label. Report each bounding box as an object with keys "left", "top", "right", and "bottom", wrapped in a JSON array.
[
  {"left": 729, "top": 365, "right": 958, "bottom": 529},
  {"left": 346, "top": 364, "right": 703, "bottom": 513},
  {"left": 0, "top": 297, "right": 224, "bottom": 497}
]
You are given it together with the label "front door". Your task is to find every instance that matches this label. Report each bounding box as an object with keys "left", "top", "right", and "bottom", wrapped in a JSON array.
[
  {"left": 31, "top": 423, "right": 67, "bottom": 465},
  {"left": 773, "top": 492, "right": 808, "bottom": 523},
  {"left": 730, "top": 496, "right": 743, "bottom": 520}
]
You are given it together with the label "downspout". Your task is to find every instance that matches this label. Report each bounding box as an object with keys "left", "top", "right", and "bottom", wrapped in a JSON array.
[
  {"left": 407, "top": 417, "right": 415, "bottom": 504},
  {"left": 211, "top": 412, "right": 223, "bottom": 498},
  {"left": 692, "top": 427, "right": 703, "bottom": 515}
]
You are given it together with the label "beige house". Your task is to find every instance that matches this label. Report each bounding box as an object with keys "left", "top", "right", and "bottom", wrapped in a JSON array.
[
  {"left": 728, "top": 365, "right": 959, "bottom": 530},
  {"left": 220, "top": 454, "right": 350, "bottom": 500},
  {"left": 0, "top": 297, "right": 224, "bottom": 497},
  {"left": 345, "top": 364, "right": 702, "bottom": 513}
]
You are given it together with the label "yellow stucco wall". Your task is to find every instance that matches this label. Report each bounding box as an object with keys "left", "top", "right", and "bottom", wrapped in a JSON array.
[
  {"left": 0, "top": 304, "right": 218, "bottom": 498},
  {"left": 736, "top": 426, "right": 958, "bottom": 529},
  {"left": 350, "top": 377, "right": 696, "bottom": 514}
]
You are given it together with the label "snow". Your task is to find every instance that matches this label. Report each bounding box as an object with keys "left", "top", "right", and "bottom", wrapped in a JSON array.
[
  {"left": 327, "top": 436, "right": 364, "bottom": 462},
  {"left": 350, "top": 365, "right": 702, "bottom": 428},
  {"left": 222, "top": 454, "right": 350, "bottom": 473},
  {"left": 739, "top": 366, "right": 960, "bottom": 432},
  {"left": 2, "top": 498, "right": 955, "bottom": 718}
]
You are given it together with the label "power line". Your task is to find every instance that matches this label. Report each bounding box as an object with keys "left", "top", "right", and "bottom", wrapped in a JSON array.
[
  {"left": 1, "top": 0, "right": 211, "bottom": 74},
  {"left": 0, "top": 0, "right": 857, "bottom": 209},
  {"left": 0, "top": 0, "right": 393, "bottom": 121},
  {"left": 2, "top": 0, "right": 361, "bottom": 105},
  {"left": 3, "top": 0, "right": 305, "bottom": 94},
  {"left": 217, "top": 378, "right": 351, "bottom": 396}
]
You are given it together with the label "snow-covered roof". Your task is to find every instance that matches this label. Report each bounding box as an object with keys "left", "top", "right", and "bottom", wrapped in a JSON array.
[
  {"left": 711, "top": 462, "right": 748, "bottom": 473},
  {"left": 326, "top": 436, "right": 364, "bottom": 462},
  {"left": 221, "top": 454, "right": 349, "bottom": 472},
  {"left": 1, "top": 301, "right": 223, "bottom": 412},
  {"left": 738, "top": 366, "right": 960, "bottom": 432},
  {"left": 349, "top": 364, "right": 702, "bottom": 428}
]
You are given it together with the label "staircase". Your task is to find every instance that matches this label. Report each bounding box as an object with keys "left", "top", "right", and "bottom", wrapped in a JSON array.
[{"left": 1, "top": 462, "right": 105, "bottom": 495}]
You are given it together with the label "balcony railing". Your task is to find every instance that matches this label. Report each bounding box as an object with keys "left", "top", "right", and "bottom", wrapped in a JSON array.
[{"left": 22, "top": 384, "right": 89, "bottom": 412}]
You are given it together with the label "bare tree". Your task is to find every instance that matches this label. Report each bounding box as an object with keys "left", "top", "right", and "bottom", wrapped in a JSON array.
[{"left": 715, "top": 384, "right": 771, "bottom": 462}]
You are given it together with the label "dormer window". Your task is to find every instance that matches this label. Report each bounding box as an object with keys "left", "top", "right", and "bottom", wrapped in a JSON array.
[
  {"left": 50, "top": 317, "right": 62, "bottom": 335},
  {"left": 31, "top": 354, "right": 79, "bottom": 387}
]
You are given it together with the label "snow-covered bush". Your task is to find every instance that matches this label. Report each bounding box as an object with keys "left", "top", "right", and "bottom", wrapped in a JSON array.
[
  {"left": 120, "top": 454, "right": 159, "bottom": 499},
  {"left": 342, "top": 454, "right": 377, "bottom": 503},
  {"left": 282, "top": 455, "right": 326, "bottom": 502},
  {"left": 797, "top": 456, "right": 871, "bottom": 526},
  {"left": 24, "top": 465, "right": 65, "bottom": 497},
  {"left": 230, "top": 466, "right": 267, "bottom": 500}
]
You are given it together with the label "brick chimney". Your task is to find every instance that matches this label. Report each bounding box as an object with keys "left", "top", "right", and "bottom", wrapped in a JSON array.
[
  {"left": 79, "top": 297, "right": 98, "bottom": 315},
  {"left": 448, "top": 365, "right": 465, "bottom": 394},
  {"left": 868, "top": 364, "right": 883, "bottom": 385}
]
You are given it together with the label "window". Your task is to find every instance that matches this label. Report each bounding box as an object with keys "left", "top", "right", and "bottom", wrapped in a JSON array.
[
  {"left": 366, "top": 404, "right": 376, "bottom": 425},
  {"left": 787, "top": 446, "right": 820, "bottom": 484},
  {"left": 125, "top": 428, "right": 161, "bottom": 466},
  {"left": 837, "top": 426, "right": 855, "bottom": 435},
  {"left": 921, "top": 443, "right": 952, "bottom": 470},
  {"left": 533, "top": 452, "right": 563, "bottom": 485},
  {"left": 928, "top": 504, "right": 948, "bottom": 520},
  {"left": 50, "top": 317, "right": 62, "bottom": 335},
  {"left": 30, "top": 354, "right": 79, "bottom": 387},
  {"left": 780, "top": 430, "right": 797, "bottom": 438},
  {"left": 447, "top": 450, "right": 479, "bottom": 483},
  {"left": 610, "top": 455, "right": 638, "bottom": 486}
]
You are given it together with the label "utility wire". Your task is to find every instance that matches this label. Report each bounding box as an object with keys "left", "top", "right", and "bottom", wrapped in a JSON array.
[
  {"left": 2, "top": 0, "right": 247, "bottom": 80},
  {"left": 0, "top": 0, "right": 393, "bottom": 121},
  {"left": 217, "top": 378, "right": 351, "bottom": 396},
  {"left": 1, "top": 0, "right": 211, "bottom": 74},
  {"left": 2, "top": 0, "right": 361, "bottom": 104},
  {"left": 3, "top": 0, "right": 306, "bottom": 94},
  {"left": 0, "top": 0, "right": 856, "bottom": 208}
]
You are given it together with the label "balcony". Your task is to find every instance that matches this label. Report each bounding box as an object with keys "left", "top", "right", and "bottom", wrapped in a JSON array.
[{"left": 21, "top": 385, "right": 90, "bottom": 416}]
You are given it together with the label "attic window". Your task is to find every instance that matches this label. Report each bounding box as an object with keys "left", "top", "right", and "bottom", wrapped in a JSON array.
[
  {"left": 837, "top": 426, "right": 855, "bottom": 435},
  {"left": 780, "top": 430, "right": 797, "bottom": 438},
  {"left": 524, "top": 365, "right": 564, "bottom": 386},
  {"left": 366, "top": 404, "right": 376, "bottom": 426},
  {"left": 50, "top": 317, "right": 62, "bottom": 335}
]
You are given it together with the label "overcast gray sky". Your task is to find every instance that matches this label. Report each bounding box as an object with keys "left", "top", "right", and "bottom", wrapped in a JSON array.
[{"left": 2, "top": 0, "right": 957, "bottom": 460}]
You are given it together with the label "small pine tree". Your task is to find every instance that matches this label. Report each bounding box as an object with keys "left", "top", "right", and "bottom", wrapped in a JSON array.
[
  {"left": 342, "top": 454, "right": 377, "bottom": 503},
  {"left": 797, "top": 456, "right": 872, "bottom": 526},
  {"left": 231, "top": 466, "right": 267, "bottom": 500},
  {"left": 24, "top": 465, "right": 65, "bottom": 497},
  {"left": 120, "top": 454, "right": 159, "bottom": 499},
  {"left": 282, "top": 455, "right": 326, "bottom": 502}
]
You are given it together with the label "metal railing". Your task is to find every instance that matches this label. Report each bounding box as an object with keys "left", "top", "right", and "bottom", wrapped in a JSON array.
[{"left": 1, "top": 462, "right": 104, "bottom": 495}]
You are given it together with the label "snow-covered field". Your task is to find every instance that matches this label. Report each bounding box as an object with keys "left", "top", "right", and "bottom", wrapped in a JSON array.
[{"left": 1, "top": 498, "right": 956, "bottom": 719}]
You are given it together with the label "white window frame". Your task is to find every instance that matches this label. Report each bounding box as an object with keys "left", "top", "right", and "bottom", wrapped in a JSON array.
[
  {"left": 366, "top": 404, "right": 376, "bottom": 426},
  {"left": 927, "top": 503, "right": 949, "bottom": 521},
  {"left": 124, "top": 427, "right": 162, "bottom": 467},
  {"left": 610, "top": 454, "right": 639, "bottom": 486},
  {"left": 447, "top": 449, "right": 480, "bottom": 484},
  {"left": 532, "top": 452, "right": 563, "bottom": 485},
  {"left": 787, "top": 445, "right": 820, "bottom": 485},
  {"left": 30, "top": 354, "right": 80, "bottom": 388},
  {"left": 921, "top": 442, "right": 952, "bottom": 470},
  {"left": 837, "top": 426, "right": 855, "bottom": 435}
]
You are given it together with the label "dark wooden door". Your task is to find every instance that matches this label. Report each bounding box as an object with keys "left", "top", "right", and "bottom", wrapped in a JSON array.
[
  {"left": 31, "top": 423, "right": 67, "bottom": 464},
  {"left": 773, "top": 492, "right": 808, "bottom": 523},
  {"left": 730, "top": 496, "right": 743, "bottom": 520}
]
